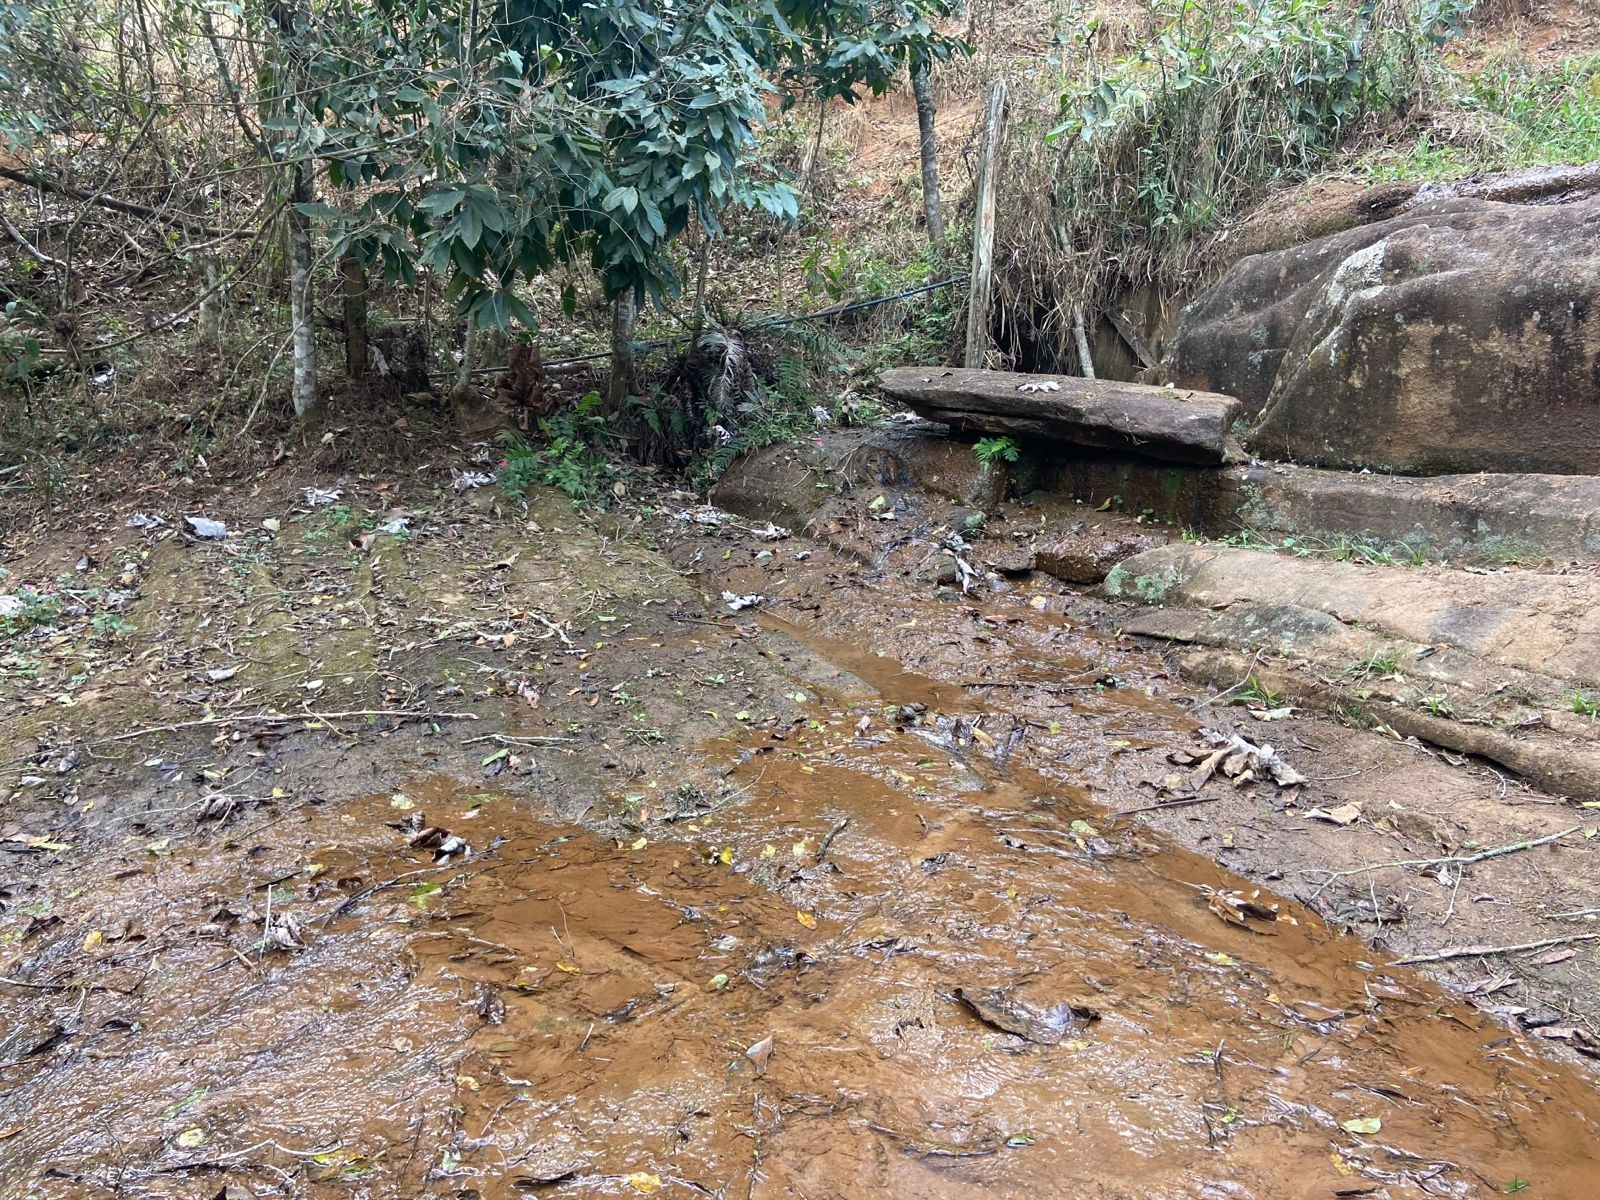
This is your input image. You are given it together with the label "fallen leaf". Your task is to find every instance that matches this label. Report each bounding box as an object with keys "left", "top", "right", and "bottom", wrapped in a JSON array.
[
  {"left": 1341, "top": 1117, "right": 1381, "bottom": 1135},
  {"left": 82, "top": 930, "right": 104, "bottom": 951},
  {"left": 1533, "top": 948, "right": 1577, "bottom": 966},
  {"left": 626, "top": 1173, "right": 662, "bottom": 1194},
  {"left": 796, "top": 911, "right": 817, "bottom": 929},
  {"left": 1306, "top": 803, "right": 1363, "bottom": 827},
  {"left": 176, "top": 1127, "right": 207, "bottom": 1148},
  {"left": 555, "top": 962, "right": 581, "bottom": 974},
  {"left": 745, "top": 1034, "right": 775, "bottom": 1074}
]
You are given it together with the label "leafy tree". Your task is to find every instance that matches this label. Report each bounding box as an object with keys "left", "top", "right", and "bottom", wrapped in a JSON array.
[{"left": 280, "top": 0, "right": 963, "bottom": 320}]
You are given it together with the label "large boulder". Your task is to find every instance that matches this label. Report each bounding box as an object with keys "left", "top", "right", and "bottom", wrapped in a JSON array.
[{"left": 1167, "top": 195, "right": 1600, "bottom": 474}]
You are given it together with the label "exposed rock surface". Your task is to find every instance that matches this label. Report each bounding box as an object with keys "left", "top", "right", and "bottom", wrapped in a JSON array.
[{"left": 1168, "top": 195, "right": 1600, "bottom": 474}]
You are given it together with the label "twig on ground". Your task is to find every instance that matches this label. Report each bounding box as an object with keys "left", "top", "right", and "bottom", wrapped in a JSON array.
[
  {"left": 1108, "top": 795, "right": 1220, "bottom": 818},
  {"left": 1308, "top": 825, "right": 1584, "bottom": 895},
  {"left": 461, "top": 733, "right": 572, "bottom": 747},
  {"left": 1394, "top": 932, "right": 1600, "bottom": 966},
  {"left": 92, "top": 708, "right": 477, "bottom": 745},
  {"left": 1189, "top": 650, "right": 1267, "bottom": 710},
  {"left": 815, "top": 817, "right": 849, "bottom": 865}
]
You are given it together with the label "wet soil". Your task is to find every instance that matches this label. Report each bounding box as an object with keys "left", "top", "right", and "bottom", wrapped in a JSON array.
[{"left": 3, "top": 466, "right": 1600, "bottom": 1199}]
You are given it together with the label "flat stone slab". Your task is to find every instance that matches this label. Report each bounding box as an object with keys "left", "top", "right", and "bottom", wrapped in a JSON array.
[
  {"left": 878, "top": 367, "right": 1242, "bottom": 465},
  {"left": 1101, "top": 542, "right": 1600, "bottom": 687}
]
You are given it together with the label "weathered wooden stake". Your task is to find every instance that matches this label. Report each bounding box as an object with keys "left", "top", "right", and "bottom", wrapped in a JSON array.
[{"left": 964, "top": 78, "right": 1007, "bottom": 369}]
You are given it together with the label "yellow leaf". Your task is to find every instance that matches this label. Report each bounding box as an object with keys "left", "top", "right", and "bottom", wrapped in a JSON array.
[
  {"left": 1331, "top": 1153, "right": 1354, "bottom": 1176},
  {"left": 83, "top": 931, "right": 104, "bottom": 951},
  {"left": 176, "top": 1128, "right": 206, "bottom": 1149},
  {"left": 796, "top": 911, "right": 817, "bottom": 929},
  {"left": 26, "top": 837, "right": 69, "bottom": 851},
  {"left": 456, "top": 1074, "right": 480, "bottom": 1092},
  {"left": 146, "top": 837, "right": 171, "bottom": 854},
  {"left": 970, "top": 728, "right": 994, "bottom": 746},
  {"left": 555, "top": 962, "right": 581, "bottom": 974},
  {"left": 626, "top": 1172, "right": 663, "bottom": 1193},
  {"left": 759, "top": 844, "right": 776, "bottom": 859},
  {"left": 630, "top": 836, "right": 647, "bottom": 850},
  {"left": 718, "top": 845, "right": 733, "bottom": 865},
  {"left": 791, "top": 839, "right": 811, "bottom": 859},
  {"left": 1203, "top": 952, "right": 1235, "bottom": 966}
]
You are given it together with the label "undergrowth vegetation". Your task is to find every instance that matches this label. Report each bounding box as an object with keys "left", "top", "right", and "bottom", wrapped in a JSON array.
[{"left": 989, "top": 0, "right": 1594, "bottom": 371}]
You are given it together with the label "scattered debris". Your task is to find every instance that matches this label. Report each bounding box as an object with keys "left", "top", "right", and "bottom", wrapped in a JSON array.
[
  {"left": 722, "top": 591, "right": 763, "bottom": 612},
  {"left": 1016, "top": 380, "right": 1060, "bottom": 394},
  {"left": 303, "top": 486, "right": 343, "bottom": 506},
  {"left": 1184, "top": 729, "right": 1307, "bottom": 790},
  {"left": 183, "top": 516, "right": 227, "bottom": 540},
  {"left": 452, "top": 469, "right": 496, "bottom": 491},
  {"left": 125, "top": 512, "right": 166, "bottom": 530},
  {"left": 1306, "top": 803, "right": 1364, "bottom": 827}
]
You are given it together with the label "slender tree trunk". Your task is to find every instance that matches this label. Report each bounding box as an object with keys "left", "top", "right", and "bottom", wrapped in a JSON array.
[
  {"left": 911, "top": 63, "right": 944, "bottom": 248},
  {"left": 799, "top": 99, "right": 826, "bottom": 197},
  {"left": 287, "top": 163, "right": 319, "bottom": 418},
  {"left": 452, "top": 312, "right": 477, "bottom": 404},
  {"left": 197, "top": 256, "right": 223, "bottom": 350},
  {"left": 1072, "top": 303, "right": 1096, "bottom": 379},
  {"left": 692, "top": 232, "right": 711, "bottom": 331},
  {"left": 964, "top": 78, "right": 1007, "bottom": 369},
  {"left": 608, "top": 293, "right": 636, "bottom": 410},
  {"left": 341, "top": 249, "right": 368, "bottom": 380}
]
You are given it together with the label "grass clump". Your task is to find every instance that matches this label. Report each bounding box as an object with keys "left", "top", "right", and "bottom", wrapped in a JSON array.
[{"left": 994, "top": 0, "right": 1449, "bottom": 363}]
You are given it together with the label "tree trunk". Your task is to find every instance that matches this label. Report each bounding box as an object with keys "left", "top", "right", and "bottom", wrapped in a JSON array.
[
  {"left": 197, "top": 256, "right": 223, "bottom": 350},
  {"left": 341, "top": 249, "right": 368, "bottom": 381},
  {"left": 608, "top": 292, "right": 636, "bottom": 410},
  {"left": 799, "top": 99, "right": 826, "bottom": 197},
  {"left": 1072, "top": 304, "right": 1095, "bottom": 380},
  {"left": 911, "top": 63, "right": 944, "bottom": 247},
  {"left": 692, "top": 233, "right": 711, "bottom": 330},
  {"left": 964, "top": 78, "right": 1007, "bottom": 369},
  {"left": 451, "top": 311, "right": 477, "bottom": 404},
  {"left": 287, "top": 163, "right": 319, "bottom": 418}
]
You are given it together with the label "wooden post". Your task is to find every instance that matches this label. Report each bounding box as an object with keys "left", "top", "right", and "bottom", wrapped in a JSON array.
[{"left": 964, "top": 78, "right": 1007, "bottom": 369}]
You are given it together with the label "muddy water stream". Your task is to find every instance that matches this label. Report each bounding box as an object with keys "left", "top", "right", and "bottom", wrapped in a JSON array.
[{"left": 5, "top": 618, "right": 1600, "bottom": 1198}]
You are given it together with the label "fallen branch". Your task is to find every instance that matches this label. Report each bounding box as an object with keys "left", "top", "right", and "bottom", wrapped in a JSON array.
[
  {"left": 1394, "top": 932, "right": 1600, "bottom": 966},
  {"left": 93, "top": 708, "right": 478, "bottom": 745},
  {"left": 1108, "top": 794, "right": 1220, "bottom": 818},
  {"left": 0, "top": 162, "right": 230, "bottom": 237},
  {"left": 1309, "top": 825, "right": 1584, "bottom": 889},
  {"left": 461, "top": 733, "right": 572, "bottom": 747},
  {"left": 0, "top": 211, "right": 66, "bottom": 270}
]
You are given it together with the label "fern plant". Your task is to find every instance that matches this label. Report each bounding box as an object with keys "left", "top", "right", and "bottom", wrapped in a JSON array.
[{"left": 974, "top": 435, "right": 1022, "bottom": 467}]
